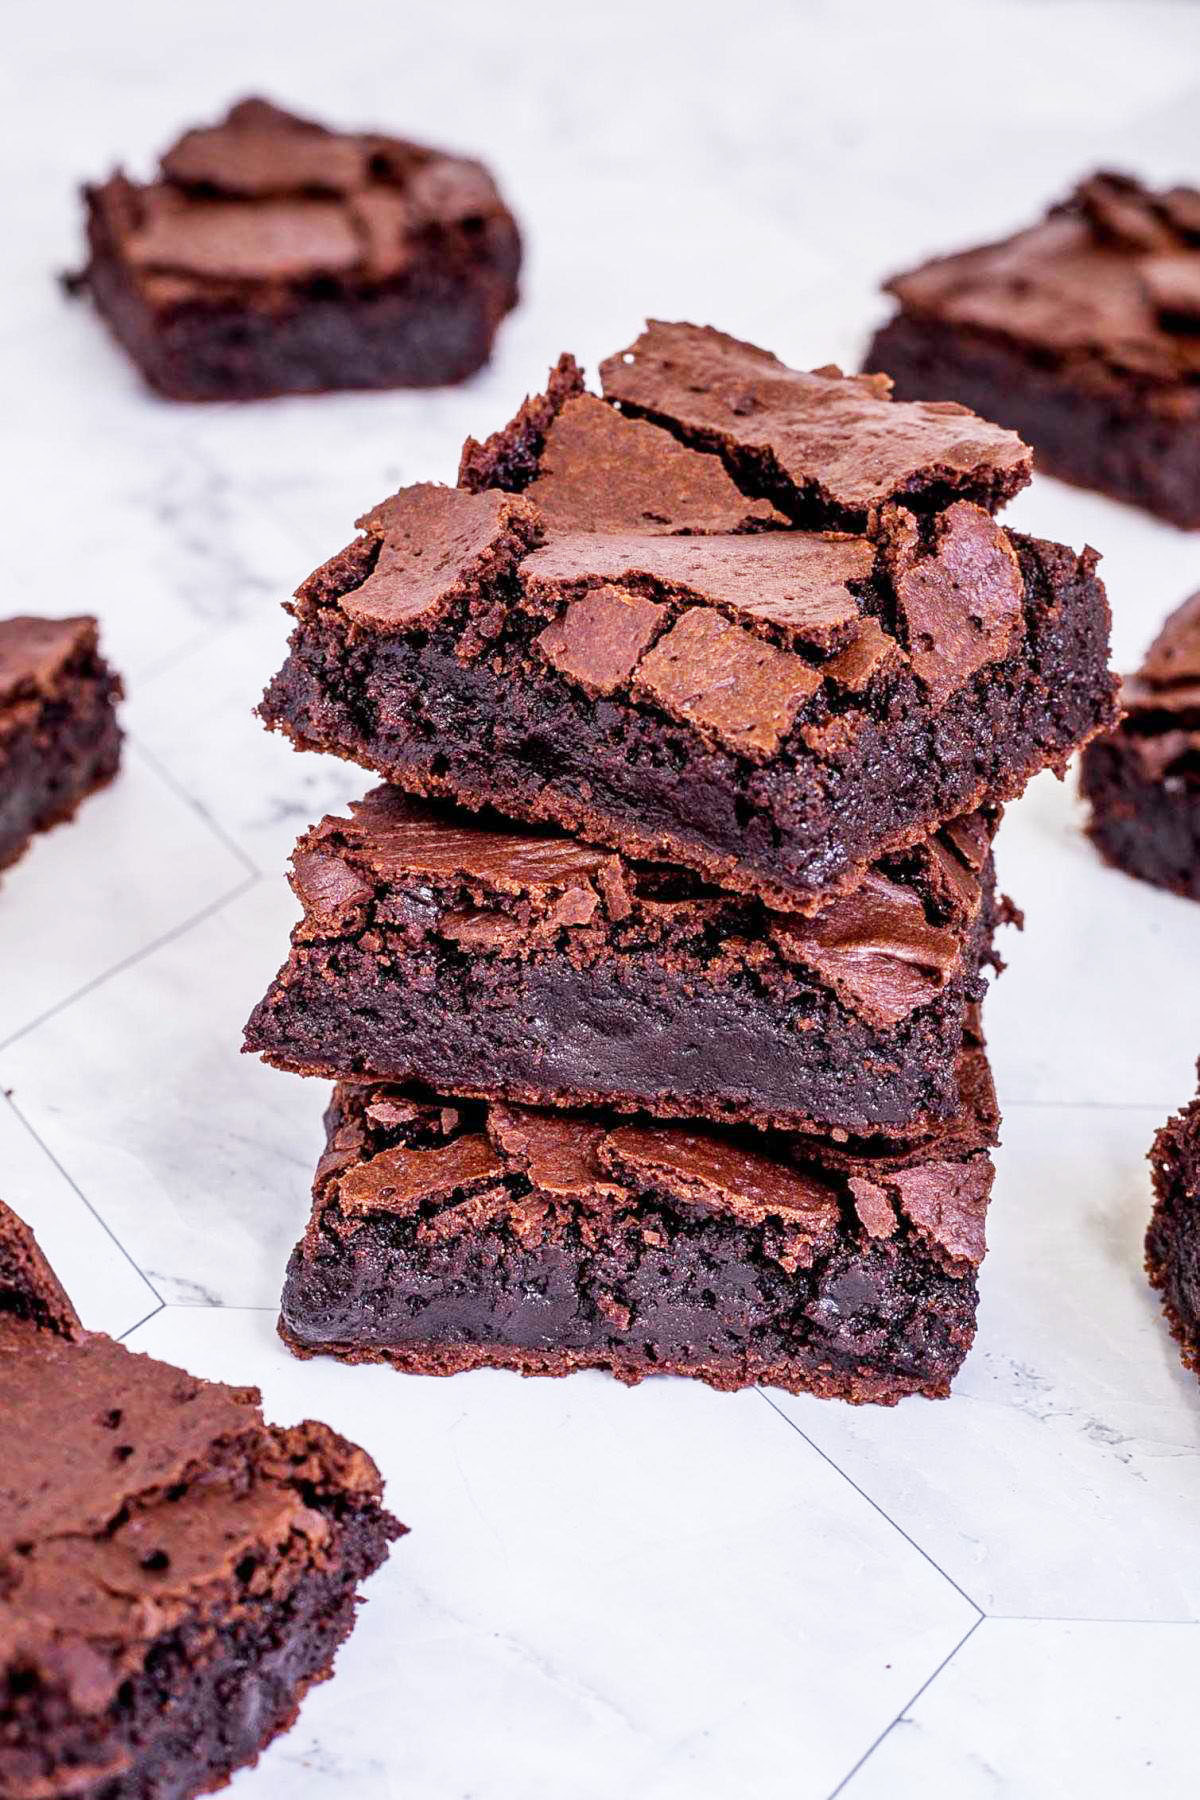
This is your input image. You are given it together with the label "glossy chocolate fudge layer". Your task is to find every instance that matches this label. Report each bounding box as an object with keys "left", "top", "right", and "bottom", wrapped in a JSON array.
[
  {"left": 1082, "top": 589, "right": 1200, "bottom": 898},
  {"left": 0, "top": 1198, "right": 401, "bottom": 1800},
  {"left": 73, "top": 97, "right": 521, "bottom": 399},
  {"left": 868, "top": 173, "right": 1200, "bottom": 527},
  {"left": 245, "top": 785, "right": 1005, "bottom": 1132},
  {"left": 279, "top": 1037, "right": 998, "bottom": 1404},
  {"left": 259, "top": 321, "right": 1117, "bottom": 911},
  {"left": 0, "top": 615, "right": 121, "bottom": 876}
]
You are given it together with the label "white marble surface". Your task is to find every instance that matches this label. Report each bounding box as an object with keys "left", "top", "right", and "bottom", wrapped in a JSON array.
[{"left": 3, "top": 1, "right": 1200, "bottom": 1793}]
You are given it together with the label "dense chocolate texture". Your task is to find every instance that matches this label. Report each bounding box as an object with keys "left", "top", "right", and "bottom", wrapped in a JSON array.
[
  {"left": 0, "top": 616, "right": 122, "bottom": 876},
  {"left": 279, "top": 1046, "right": 997, "bottom": 1403},
  {"left": 1081, "top": 589, "right": 1200, "bottom": 897},
  {"left": 867, "top": 174, "right": 1200, "bottom": 528},
  {"left": 0, "top": 1198, "right": 401, "bottom": 1800},
  {"left": 245, "top": 786, "right": 1003, "bottom": 1132},
  {"left": 73, "top": 97, "right": 521, "bottom": 400},
  {"left": 1147, "top": 1077, "right": 1200, "bottom": 1376},
  {"left": 260, "top": 322, "right": 1117, "bottom": 911}
]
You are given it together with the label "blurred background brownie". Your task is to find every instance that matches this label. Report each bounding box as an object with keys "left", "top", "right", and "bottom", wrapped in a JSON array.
[
  {"left": 72, "top": 97, "right": 521, "bottom": 400},
  {"left": 244, "top": 786, "right": 1006, "bottom": 1134},
  {"left": 1081, "top": 589, "right": 1200, "bottom": 898},
  {"left": 279, "top": 1040, "right": 998, "bottom": 1404},
  {"left": 259, "top": 321, "right": 1118, "bottom": 912},
  {"left": 867, "top": 173, "right": 1200, "bottom": 528},
  {"left": 0, "top": 1196, "right": 401, "bottom": 1800},
  {"left": 1148, "top": 1073, "right": 1200, "bottom": 1378},
  {"left": 0, "top": 615, "right": 121, "bottom": 876}
]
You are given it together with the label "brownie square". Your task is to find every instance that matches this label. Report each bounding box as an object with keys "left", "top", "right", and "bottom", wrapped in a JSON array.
[
  {"left": 867, "top": 173, "right": 1200, "bottom": 528},
  {"left": 0, "top": 1197, "right": 402, "bottom": 1800},
  {"left": 279, "top": 1034, "right": 999, "bottom": 1404},
  {"left": 259, "top": 320, "right": 1118, "bottom": 911},
  {"left": 72, "top": 97, "right": 521, "bottom": 400},
  {"left": 1148, "top": 1075, "right": 1200, "bottom": 1376},
  {"left": 244, "top": 785, "right": 1006, "bottom": 1134},
  {"left": 1081, "top": 589, "right": 1200, "bottom": 898},
  {"left": 0, "top": 615, "right": 122, "bottom": 876}
]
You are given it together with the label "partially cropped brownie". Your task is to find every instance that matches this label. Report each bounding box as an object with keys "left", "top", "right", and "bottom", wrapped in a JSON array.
[
  {"left": 280, "top": 1038, "right": 997, "bottom": 1403},
  {"left": 1081, "top": 590, "right": 1200, "bottom": 898},
  {"left": 260, "top": 320, "right": 1118, "bottom": 911},
  {"left": 0, "top": 1197, "right": 401, "bottom": 1800},
  {"left": 0, "top": 615, "right": 121, "bottom": 876},
  {"left": 1148, "top": 1075, "right": 1200, "bottom": 1377},
  {"left": 245, "top": 784, "right": 1004, "bottom": 1133},
  {"left": 72, "top": 96, "right": 520, "bottom": 400},
  {"left": 868, "top": 173, "right": 1200, "bottom": 528}
]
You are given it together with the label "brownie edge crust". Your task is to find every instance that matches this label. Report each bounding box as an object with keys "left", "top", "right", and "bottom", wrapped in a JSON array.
[
  {"left": 279, "top": 1059, "right": 998, "bottom": 1405},
  {"left": 0, "top": 615, "right": 122, "bottom": 875},
  {"left": 0, "top": 1197, "right": 402, "bottom": 1800}
]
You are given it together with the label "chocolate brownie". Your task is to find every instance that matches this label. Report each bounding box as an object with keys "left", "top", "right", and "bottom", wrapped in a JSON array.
[
  {"left": 867, "top": 173, "right": 1200, "bottom": 528},
  {"left": 259, "top": 321, "right": 1117, "bottom": 911},
  {"left": 279, "top": 1038, "right": 998, "bottom": 1403},
  {"left": 1081, "top": 589, "right": 1200, "bottom": 897},
  {"left": 244, "top": 785, "right": 1005, "bottom": 1133},
  {"left": 71, "top": 97, "right": 520, "bottom": 400},
  {"left": 1148, "top": 1076, "right": 1200, "bottom": 1376},
  {"left": 0, "top": 1197, "right": 401, "bottom": 1800},
  {"left": 0, "top": 616, "right": 122, "bottom": 876}
]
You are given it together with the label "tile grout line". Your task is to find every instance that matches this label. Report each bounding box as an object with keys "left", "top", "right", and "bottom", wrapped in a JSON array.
[
  {"left": 825, "top": 1614, "right": 984, "bottom": 1799},
  {"left": 118, "top": 1301, "right": 166, "bottom": 1342},
  {"left": 755, "top": 1390, "right": 985, "bottom": 1617},
  {"left": 124, "top": 733, "right": 261, "bottom": 880},
  {"left": 0, "top": 871, "right": 258, "bottom": 1054},
  {"left": 2, "top": 1091, "right": 164, "bottom": 1309}
]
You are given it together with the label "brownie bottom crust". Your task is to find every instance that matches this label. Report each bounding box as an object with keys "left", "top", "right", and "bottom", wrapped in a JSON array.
[
  {"left": 82, "top": 244, "right": 516, "bottom": 402},
  {"left": 1081, "top": 734, "right": 1200, "bottom": 901},
  {"left": 0, "top": 651, "right": 121, "bottom": 873},
  {"left": 1148, "top": 1093, "right": 1200, "bottom": 1375},
  {"left": 279, "top": 1328, "right": 928, "bottom": 1406},
  {"left": 62, "top": 1507, "right": 390, "bottom": 1800},
  {"left": 868, "top": 312, "right": 1200, "bottom": 530}
]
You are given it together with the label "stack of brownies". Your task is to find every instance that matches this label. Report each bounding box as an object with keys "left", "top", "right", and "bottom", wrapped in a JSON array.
[{"left": 245, "top": 319, "right": 1118, "bottom": 1404}]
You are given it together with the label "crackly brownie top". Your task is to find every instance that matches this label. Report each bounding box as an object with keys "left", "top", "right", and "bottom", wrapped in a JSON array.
[
  {"left": 284, "top": 324, "right": 1056, "bottom": 797},
  {"left": 309, "top": 1074, "right": 994, "bottom": 1279},
  {"left": 281, "top": 787, "right": 995, "bottom": 1032},
  {"left": 0, "top": 616, "right": 99, "bottom": 710},
  {"left": 90, "top": 96, "right": 515, "bottom": 298},
  {"left": 598, "top": 321, "right": 1031, "bottom": 520},
  {"left": 885, "top": 172, "right": 1200, "bottom": 384},
  {"left": 0, "top": 1199, "right": 386, "bottom": 1743}
]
